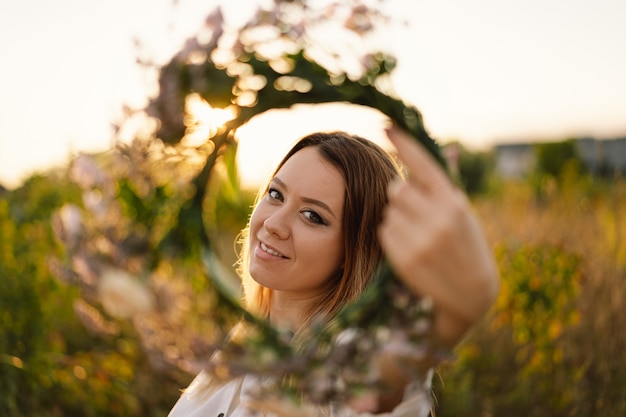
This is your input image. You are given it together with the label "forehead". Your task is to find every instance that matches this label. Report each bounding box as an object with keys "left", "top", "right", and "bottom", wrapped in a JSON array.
[{"left": 276, "top": 147, "right": 345, "bottom": 202}]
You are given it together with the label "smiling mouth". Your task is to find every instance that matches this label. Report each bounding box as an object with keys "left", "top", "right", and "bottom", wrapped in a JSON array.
[{"left": 260, "top": 242, "right": 288, "bottom": 258}]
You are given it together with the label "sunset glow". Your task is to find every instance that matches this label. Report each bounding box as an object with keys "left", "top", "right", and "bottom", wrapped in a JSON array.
[
  {"left": 181, "top": 93, "right": 237, "bottom": 147},
  {"left": 1, "top": 0, "right": 625, "bottom": 189}
]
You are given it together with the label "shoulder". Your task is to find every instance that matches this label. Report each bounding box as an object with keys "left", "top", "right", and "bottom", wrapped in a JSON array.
[
  {"left": 168, "top": 372, "right": 244, "bottom": 417},
  {"left": 392, "top": 369, "right": 434, "bottom": 417}
]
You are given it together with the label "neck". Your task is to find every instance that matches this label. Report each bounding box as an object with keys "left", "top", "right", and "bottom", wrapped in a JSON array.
[{"left": 269, "top": 291, "right": 317, "bottom": 333}]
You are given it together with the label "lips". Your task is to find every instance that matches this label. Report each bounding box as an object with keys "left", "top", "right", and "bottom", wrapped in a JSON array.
[{"left": 259, "top": 241, "right": 289, "bottom": 259}]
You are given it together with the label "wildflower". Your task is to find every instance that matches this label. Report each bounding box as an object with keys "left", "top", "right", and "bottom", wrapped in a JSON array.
[
  {"left": 203, "top": 7, "right": 224, "bottom": 48},
  {"left": 73, "top": 299, "right": 120, "bottom": 336},
  {"left": 52, "top": 204, "right": 84, "bottom": 250},
  {"left": 70, "top": 154, "right": 106, "bottom": 190},
  {"left": 58, "top": 204, "right": 83, "bottom": 240},
  {"left": 98, "top": 268, "right": 155, "bottom": 319}
]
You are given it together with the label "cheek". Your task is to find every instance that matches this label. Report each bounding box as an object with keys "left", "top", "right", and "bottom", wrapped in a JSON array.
[
  {"left": 248, "top": 205, "right": 265, "bottom": 234},
  {"left": 315, "top": 234, "right": 344, "bottom": 270}
]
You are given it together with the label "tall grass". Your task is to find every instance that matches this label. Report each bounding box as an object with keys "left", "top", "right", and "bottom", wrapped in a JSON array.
[{"left": 433, "top": 176, "right": 626, "bottom": 416}]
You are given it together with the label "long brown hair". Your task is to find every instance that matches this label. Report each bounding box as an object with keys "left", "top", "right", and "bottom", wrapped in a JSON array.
[{"left": 237, "top": 131, "right": 402, "bottom": 330}]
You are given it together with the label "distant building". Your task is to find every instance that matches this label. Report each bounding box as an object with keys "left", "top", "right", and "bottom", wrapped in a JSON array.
[
  {"left": 494, "top": 137, "right": 626, "bottom": 178},
  {"left": 494, "top": 143, "right": 535, "bottom": 179},
  {"left": 577, "top": 137, "right": 626, "bottom": 175}
]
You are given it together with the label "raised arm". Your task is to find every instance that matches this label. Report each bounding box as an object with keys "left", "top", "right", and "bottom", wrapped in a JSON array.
[{"left": 378, "top": 125, "right": 499, "bottom": 348}]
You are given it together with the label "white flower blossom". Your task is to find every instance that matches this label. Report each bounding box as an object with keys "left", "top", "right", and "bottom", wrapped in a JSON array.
[
  {"left": 56, "top": 203, "right": 83, "bottom": 243},
  {"left": 98, "top": 268, "right": 155, "bottom": 319}
]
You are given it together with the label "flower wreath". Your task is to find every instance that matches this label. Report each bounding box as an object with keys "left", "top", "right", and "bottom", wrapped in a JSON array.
[{"left": 52, "top": 2, "right": 450, "bottom": 408}]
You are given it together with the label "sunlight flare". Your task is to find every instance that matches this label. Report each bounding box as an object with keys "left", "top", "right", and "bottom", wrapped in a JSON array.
[{"left": 182, "top": 93, "right": 237, "bottom": 147}]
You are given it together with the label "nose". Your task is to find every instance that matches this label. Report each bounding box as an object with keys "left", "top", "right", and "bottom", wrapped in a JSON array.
[{"left": 263, "top": 208, "right": 290, "bottom": 239}]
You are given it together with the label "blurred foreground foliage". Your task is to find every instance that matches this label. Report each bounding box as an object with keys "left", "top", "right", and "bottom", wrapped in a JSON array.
[
  {"left": 2, "top": 151, "right": 625, "bottom": 416},
  {"left": 0, "top": 145, "right": 254, "bottom": 417},
  {"left": 0, "top": 171, "right": 199, "bottom": 417}
]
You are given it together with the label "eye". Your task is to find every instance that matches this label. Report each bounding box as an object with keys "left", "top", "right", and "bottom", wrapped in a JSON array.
[
  {"left": 301, "top": 209, "right": 326, "bottom": 225},
  {"left": 267, "top": 188, "right": 283, "bottom": 202}
]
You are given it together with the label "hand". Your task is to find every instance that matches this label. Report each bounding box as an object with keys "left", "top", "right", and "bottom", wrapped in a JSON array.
[
  {"left": 346, "top": 350, "right": 410, "bottom": 413},
  {"left": 378, "top": 126, "right": 499, "bottom": 347}
]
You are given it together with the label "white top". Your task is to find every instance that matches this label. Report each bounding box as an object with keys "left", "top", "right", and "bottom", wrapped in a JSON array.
[{"left": 168, "top": 370, "right": 433, "bottom": 417}]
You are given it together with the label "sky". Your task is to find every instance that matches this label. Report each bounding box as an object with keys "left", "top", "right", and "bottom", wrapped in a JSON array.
[{"left": 1, "top": 0, "right": 625, "bottom": 189}]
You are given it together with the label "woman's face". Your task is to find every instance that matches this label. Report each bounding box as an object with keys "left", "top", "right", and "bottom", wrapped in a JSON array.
[{"left": 248, "top": 147, "right": 345, "bottom": 300}]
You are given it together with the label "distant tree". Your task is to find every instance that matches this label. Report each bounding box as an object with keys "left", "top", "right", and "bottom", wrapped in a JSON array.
[
  {"left": 443, "top": 142, "right": 494, "bottom": 196},
  {"left": 535, "top": 139, "right": 582, "bottom": 181}
]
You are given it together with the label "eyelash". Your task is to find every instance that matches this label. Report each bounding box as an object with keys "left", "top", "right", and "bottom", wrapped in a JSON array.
[
  {"left": 302, "top": 209, "right": 325, "bottom": 225},
  {"left": 267, "top": 188, "right": 283, "bottom": 202},
  {"left": 266, "top": 188, "right": 327, "bottom": 225}
]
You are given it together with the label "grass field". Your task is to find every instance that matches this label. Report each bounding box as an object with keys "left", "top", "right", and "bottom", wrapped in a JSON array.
[{"left": 433, "top": 177, "right": 626, "bottom": 416}]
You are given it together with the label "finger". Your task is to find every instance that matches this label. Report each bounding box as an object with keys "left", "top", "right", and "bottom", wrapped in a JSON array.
[
  {"left": 387, "top": 178, "right": 433, "bottom": 218},
  {"left": 379, "top": 202, "right": 458, "bottom": 290},
  {"left": 380, "top": 204, "right": 423, "bottom": 242},
  {"left": 379, "top": 216, "right": 464, "bottom": 317},
  {"left": 347, "top": 391, "right": 380, "bottom": 413},
  {"left": 385, "top": 125, "right": 450, "bottom": 192},
  {"left": 378, "top": 207, "right": 426, "bottom": 272},
  {"left": 380, "top": 205, "right": 497, "bottom": 328}
]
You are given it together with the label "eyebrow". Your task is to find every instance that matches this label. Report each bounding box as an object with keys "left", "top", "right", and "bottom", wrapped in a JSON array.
[{"left": 272, "top": 177, "right": 338, "bottom": 220}]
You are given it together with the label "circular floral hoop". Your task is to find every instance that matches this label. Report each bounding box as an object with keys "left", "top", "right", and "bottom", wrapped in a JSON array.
[
  {"left": 55, "top": 2, "right": 450, "bottom": 408},
  {"left": 163, "top": 45, "right": 448, "bottom": 406}
]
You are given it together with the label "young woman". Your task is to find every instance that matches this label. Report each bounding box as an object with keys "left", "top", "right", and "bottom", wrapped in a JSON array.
[{"left": 168, "top": 126, "right": 499, "bottom": 416}]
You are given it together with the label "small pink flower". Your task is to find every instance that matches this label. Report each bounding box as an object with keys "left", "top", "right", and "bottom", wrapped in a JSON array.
[
  {"left": 70, "top": 154, "right": 106, "bottom": 190},
  {"left": 202, "top": 7, "right": 224, "bottom": 48}
]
